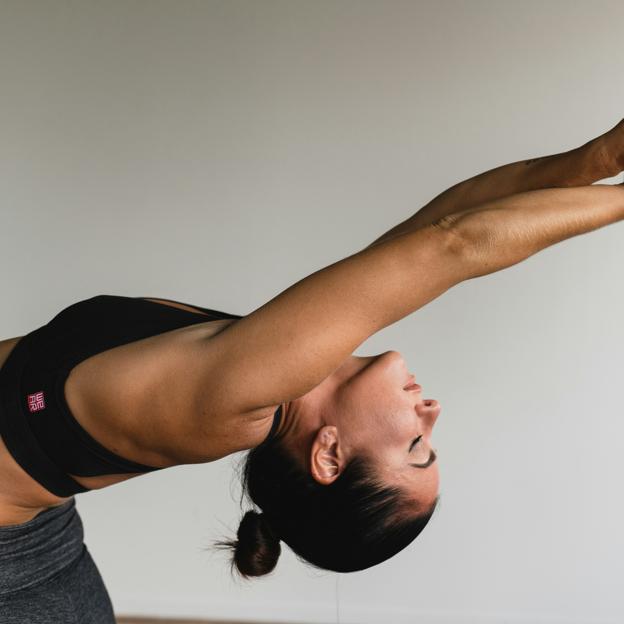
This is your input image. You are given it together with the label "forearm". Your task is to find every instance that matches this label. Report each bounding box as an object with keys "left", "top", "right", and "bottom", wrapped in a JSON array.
[
  {"left": 449, "top": 184, "right": 624, "bottom": 279},
  {"left": 409, "top": 138, "right": 612, "bottom": 231}
]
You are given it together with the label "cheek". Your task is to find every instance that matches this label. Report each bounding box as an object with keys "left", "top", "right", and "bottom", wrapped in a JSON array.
[
  {"left": 341, "top": 374, "right": 414, "bottom": 448},
  {"left": 384, "top": 405, "right": 417, "bottom": 441},
  {"left": 368, "top": 427, "right": 414, "bottom": 475},
  {"left": 362, "top": 406, "right": 415, "bottom": 466},
  {"left": 365, "top": 409, "right": 411, "bottom": 454}
]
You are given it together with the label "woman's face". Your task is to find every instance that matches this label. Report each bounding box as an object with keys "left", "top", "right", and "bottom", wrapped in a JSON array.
[
  {"left": 332, "top": 351, "right": 441, "bottom": 510},
  {"left": 286, "top": 350, "right": 441, "bottom": 512}
]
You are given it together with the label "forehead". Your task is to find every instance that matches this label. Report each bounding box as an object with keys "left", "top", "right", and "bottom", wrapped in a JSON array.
[
  {"left": 396, "top": 460, "right": 440, "bottom": 508},
  {"left": 373, "top": 454, "right": 440, "bottom": 507}
]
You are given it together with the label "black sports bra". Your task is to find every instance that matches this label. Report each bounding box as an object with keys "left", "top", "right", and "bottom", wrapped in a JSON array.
[{"left": 0, "top": 294, "right": 282, "bottom": 498}]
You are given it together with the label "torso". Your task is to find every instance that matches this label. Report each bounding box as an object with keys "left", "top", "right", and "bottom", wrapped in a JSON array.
[{"left": 0, "top": 298, "right": 278, "bottom": 526}]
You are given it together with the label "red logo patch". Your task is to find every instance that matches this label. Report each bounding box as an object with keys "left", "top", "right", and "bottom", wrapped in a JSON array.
[{"left": 27, "top": 391, "right": 46, "bottom": 412}]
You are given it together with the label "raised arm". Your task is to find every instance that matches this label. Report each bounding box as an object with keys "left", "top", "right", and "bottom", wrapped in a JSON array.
[
  {"left": 367, "top": 118, "right": 623, "bottom": 247},
  {"left": 195, "top": 223, "right": 465, "bottom": 426}
]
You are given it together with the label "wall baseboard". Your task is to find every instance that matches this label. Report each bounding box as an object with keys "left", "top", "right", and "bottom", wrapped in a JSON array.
[
  {"left": 116, "top": 612, "right": 619, "bottom": 624},
  {"left": 117, "top": 618, "right": 265, "bottom": 624}
]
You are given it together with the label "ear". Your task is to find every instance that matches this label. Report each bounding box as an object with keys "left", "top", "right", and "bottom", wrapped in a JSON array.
[{"left": 309, "top": 425, "right": 345, "bottom": 485}]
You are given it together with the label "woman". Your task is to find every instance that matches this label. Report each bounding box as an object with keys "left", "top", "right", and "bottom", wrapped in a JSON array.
[{"left": 1, "top": 120, "right": 623, "bottom": 620}]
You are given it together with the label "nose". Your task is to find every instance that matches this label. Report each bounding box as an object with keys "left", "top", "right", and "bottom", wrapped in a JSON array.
[{"left": 416, "top": 398, "right": 441, "bottom": 428}]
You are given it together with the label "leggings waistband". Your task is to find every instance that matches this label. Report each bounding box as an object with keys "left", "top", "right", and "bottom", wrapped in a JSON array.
[{"left": 0, "top": 497, "right": 84, "bottom": 597}]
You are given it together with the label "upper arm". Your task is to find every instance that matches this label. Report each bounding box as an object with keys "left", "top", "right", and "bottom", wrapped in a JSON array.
[{"left": 198, "top": 223, "right": 467, "bottom": 418}]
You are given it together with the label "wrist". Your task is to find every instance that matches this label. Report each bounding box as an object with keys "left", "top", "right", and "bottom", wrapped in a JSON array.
[{"left": 578, "top": 136, "right": 621, "bottom": 183}]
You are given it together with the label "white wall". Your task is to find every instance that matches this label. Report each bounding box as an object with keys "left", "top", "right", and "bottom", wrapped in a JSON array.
[{"left": 2, "top": 1, "right": 624, "bottom": 623}]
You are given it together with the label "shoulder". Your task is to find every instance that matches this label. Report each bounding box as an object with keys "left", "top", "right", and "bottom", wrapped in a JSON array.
[{"left": 117, "top": 303, "right": 278, "bottom": 461}]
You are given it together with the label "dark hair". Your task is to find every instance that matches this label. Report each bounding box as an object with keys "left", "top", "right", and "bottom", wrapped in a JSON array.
[{"left": 214, "top": 434, "right": 439, "bottom": 578}]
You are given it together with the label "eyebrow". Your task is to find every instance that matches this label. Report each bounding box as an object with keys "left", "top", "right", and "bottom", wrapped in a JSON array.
[{"left": 409, "top": 448, "right": 437, "bottom": 470}]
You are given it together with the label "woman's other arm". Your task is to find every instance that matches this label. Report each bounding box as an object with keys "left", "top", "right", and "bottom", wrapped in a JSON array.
[{"left": 367, "top": 118, "right": 623, "bottom": 248}]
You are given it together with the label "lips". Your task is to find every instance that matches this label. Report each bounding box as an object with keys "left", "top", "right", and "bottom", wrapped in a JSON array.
[
  {"left": 404, "top": 374, "right": 421, "bottom": 392},
  {"left": 404, "top": 383, "right": 422, "bottom": 391}
]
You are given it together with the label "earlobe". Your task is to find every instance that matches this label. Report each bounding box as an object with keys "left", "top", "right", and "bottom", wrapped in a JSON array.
[{"left": 309, "top": 425, "right": 343, "bottom": 485}]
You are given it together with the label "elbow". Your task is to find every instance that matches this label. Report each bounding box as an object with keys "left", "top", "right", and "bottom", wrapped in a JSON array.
[
  {"left": 431, "top": 213, "right": 485, "bottom": 280},
  {"left": 430, "top": 213, "right": 471, "bottom": 255}
]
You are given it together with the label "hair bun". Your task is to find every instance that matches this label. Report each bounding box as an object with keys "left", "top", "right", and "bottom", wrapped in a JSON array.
[{"left": 233, "top": 510, "right": 281, "bottom": 578}]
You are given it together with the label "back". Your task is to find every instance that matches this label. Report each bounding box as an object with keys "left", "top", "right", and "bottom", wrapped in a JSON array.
[{"left": 0, "top": 295, "right": 245, "bottom": 499}]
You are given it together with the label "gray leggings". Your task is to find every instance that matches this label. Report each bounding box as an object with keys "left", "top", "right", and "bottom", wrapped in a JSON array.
[{"left": 0, "top": 497, "right": 116, "bottom": 623}]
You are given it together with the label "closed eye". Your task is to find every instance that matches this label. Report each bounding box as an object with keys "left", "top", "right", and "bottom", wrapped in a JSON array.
[
  {"left": 408, "top": 435, "right": 437, "bottom": 469},
  {"left": 409, "top": 435, "right": 422, "bottom": 452}
]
